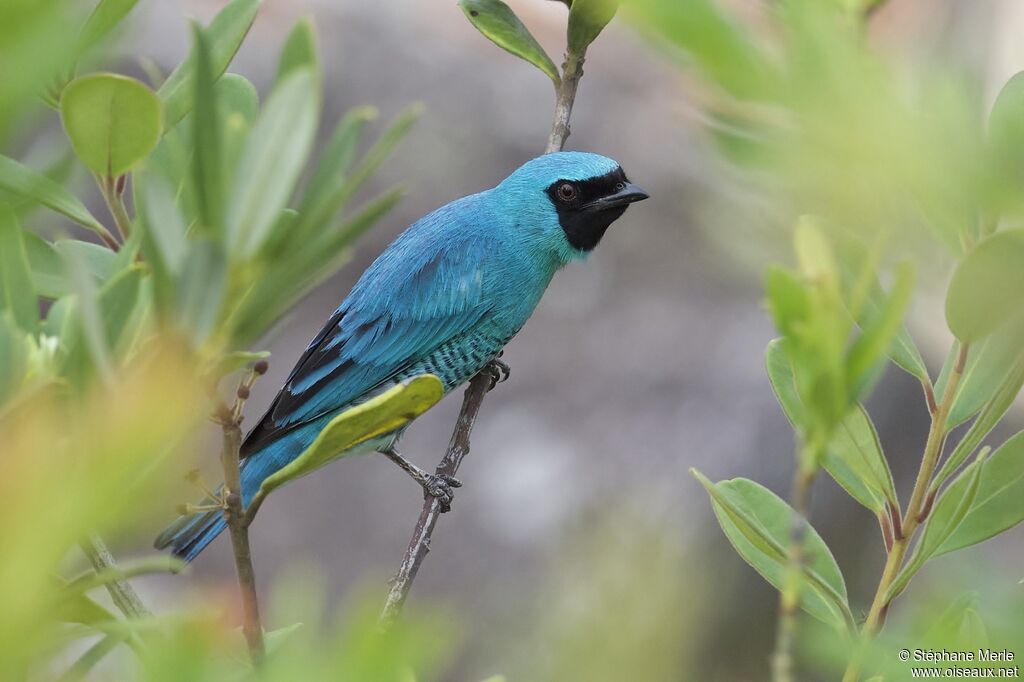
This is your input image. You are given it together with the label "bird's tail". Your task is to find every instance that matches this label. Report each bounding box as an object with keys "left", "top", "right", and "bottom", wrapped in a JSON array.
[{"left": 154, "top": 458, "right": 262, "bottom": 563}]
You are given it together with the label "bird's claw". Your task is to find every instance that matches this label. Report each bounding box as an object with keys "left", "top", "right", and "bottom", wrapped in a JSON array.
[
  {"left": 484, "top": 358, "right": 511, "bottom": 390},
  {"left": 423, "top": 473, "right": 461, "bottom": 512}
]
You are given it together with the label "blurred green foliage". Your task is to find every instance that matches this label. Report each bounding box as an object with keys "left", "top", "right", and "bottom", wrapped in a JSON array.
[{"left": 630, "top": 0, "right": 1024, "bottom": 677}]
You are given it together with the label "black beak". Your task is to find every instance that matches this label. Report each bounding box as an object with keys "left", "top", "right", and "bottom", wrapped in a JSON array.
[{"left": 584, "top": 182, "right": 650, "bottom": 211}]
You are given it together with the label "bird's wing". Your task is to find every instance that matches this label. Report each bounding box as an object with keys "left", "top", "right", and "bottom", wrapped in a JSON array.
[{"left": 240, "top": 218, "right": 494, "bottom": 458}]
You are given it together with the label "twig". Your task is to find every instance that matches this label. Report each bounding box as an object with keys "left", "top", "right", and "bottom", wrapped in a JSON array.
[
  {"left": 545, "top": 50, "right": 585, "bottom": 154},
  {"left": 841, "top": 342, "right": 969, "bottom": 682},
  {"left": 217, "top": 368, "right": 266, "bottom": 664},
  {"left": 771, "top": 462, "right": 818, "bottom": 682},
  {"left": 379, "top": 17, "right": 593, "bottom": 629},
  {"left": 378, "top": 371, "right": 491, "bottom": 629},
  {"left": 96, "top": 173, "right": 132, "bottom": 245},
  {"left": 79, "top": 535, "right": 150, "bottom": 619}
]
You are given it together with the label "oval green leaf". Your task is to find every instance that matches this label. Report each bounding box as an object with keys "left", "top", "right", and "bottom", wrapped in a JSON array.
[
  {"left": 693, "top": 470, "right": 852, "bottom": 631},
  {"left": 946, "top": 230, "right": 1024, "bottom": 342},
  {"left": 568, "top": 0, "right": 618, "bottom": 55},
  {"left": 276, "top": 16, "right": 318, "bottom": 85},
  {"left": 937, "top": 432, "right": 1024, "bottom": 556},
  {"left": 459, "top": 0, "right": 560, "bottom": 84},
  {"left": 60, "top": 74, "right": 162, "bottom": 176}
]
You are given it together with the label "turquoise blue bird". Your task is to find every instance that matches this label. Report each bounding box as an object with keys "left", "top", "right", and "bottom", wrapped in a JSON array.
[{"left": 155, "top": 151, "right": 648, "bottom": 561}]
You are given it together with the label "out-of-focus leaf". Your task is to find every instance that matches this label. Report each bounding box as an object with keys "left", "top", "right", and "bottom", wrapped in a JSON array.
[
  {"left": 55, "top": 240, "right": 118, "bottom": 283},
  {"left": 265, "top": 622, "right": 303, "bottom": 653},
  {"left": 276, "top": 17, "right": 318, "bottom": 84},
  {"left": 60, "top": 74, "right": 162, "bottom": 175},
  {"left": 54, "top": 584, "right": 116, "bottom": 625},
  {"left": 137, "top": 172, "right": 187, "bottom": 276},
  {"left": 946, "top": 230, "right": 1024, "bottom": 342},
  {"left": 175, "top": 239, "right": 225, "bottom": 346},
  {"left": 568, "top": 0, "right": 618, "bottom": 55},
  {"left": 78, "top": 0, "right": 142, "bottom": 53},
  {"left": 211, "top": 350, "right": 269, "bottom": 379},
  {"left": 845, "top": 262, "right": 914, "bottom": 397},
  {"left": 298, "top": 106, "right": 376, "bottom": 221},
  {"left": 0, "top": 205, "right": 39, "bottom": 333},
  {"left": 22, "top": 231, "right": 67, "bottom": 298},
  {"left": 886, "top": 452, "right": 986, "bottom": 602},
  {"left": 459, "top": 0, "right": 560, "bottom": 84},
  {"left": 766, "top": 339, "right": 896, "bottom": 513},
  {"left": 230, "top": 189, "right": 402, "bottom": 345},
  {"left": 988, "top": 71, "right": 1024, "bottom": 204},
  {"left": 0, "top": 154, "right": 107, "bottom": 234},
  {"left": 157, "top": 0, "right": 261, "bottom": 127},
  {"left": 932, "top": 354, "right": 1024, "bottom": 492},
  {"left": 935, "top": 316, "right": 1024, "bottom": 428},
  {"left": 937, "top": 432, "right": 1024, "bottom": 556},
  {"left": 190, "top": 23, "right": 223, "bottom": 233},
  {"left": 0, "top": 314, "right": 28, "bottom": 404},
  {"left": 216, "top": 74, "right": 258, "bottom": 186},
  {"left": 252, "top": 375, "right": 444, "bottom": 503},
  {"left": 295, "top": 105, "right": 418, "bottom": 237},
  {"left": 97, "top": 265, "right": 142, "bottom": 351},
  {"left": 692, "top": 470, "right": 852, "bottom": 631},
  {"left": 226, "top": 68, "right": 318, "bottom": 257}
]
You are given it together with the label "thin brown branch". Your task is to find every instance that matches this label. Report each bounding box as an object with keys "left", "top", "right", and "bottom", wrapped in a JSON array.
[
  {"left": 378, "top": 371, "right": 491, "bottom": 630},
  {"left": 545, "top": 49, "right": 585, "bottom": 154},
  {"left": 771, "top": 461, "right": 818, "bottom": 682},
  {"left": 79, "top": 535, "right": 150, "bottom": 619},
  {"left": 217, "top": 368, "right": 266, "bottom": 664}
]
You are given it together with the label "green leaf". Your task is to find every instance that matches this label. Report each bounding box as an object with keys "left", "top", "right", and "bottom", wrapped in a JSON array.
[
  {"left": 97, "top": 265, "right": 142, "bottom": 351},
  {"left": 845, "top": 262, "right": 915, "bottom": 396},
  {"left": 885, "top": 452, "right": 986, "bottom": 602},
  {"left": 568, "top": 0, "right": 618, "bottom": 55},
  {"left": 79, "top": 0, "right": 142, "bottom": 53},
  {"left": 175, "top": 239, "right": 226, "bottom": 345},
  {"left": 0, "top": 205, "right": 39, "bottom": 333},
  {"left": 946, "top": 230, "right": 1024, "bottom": 342},
  {"left": 935, "top": 316, "right": 1024, "bottom": 428},
  {"left": 0, "top": 313, "right": 28, "bottom": 404},
  {"left": 298, "top": 106, "right": 376, "bottom": 221},
  {"left": 23, "top": 231, "right": 68, "bottom": 298},
  {"left": 252, "top": 375, "right": 445, "bottom": 504},
  {"left": 55, "top": 239, "right": 118, "bottom": 283},
  {"left": 932, "top": 354, "right": 1024, "bottom": 492},
  {"left": 294, "top": 105, "right": 417, "bottom": 238},
  {"left": 190, "top": 23, "right": 223, "bottom": 232},
  {"left": 276, "top": 17, "right": 318, "bottom": 84},
  {"left": 226, "top": 68, "right": 319, "bottom": 257},
  {"left": 766, "top": 339, "right": 897, "bottom": 513},
  {"left": 459, "top": 0, "right": 560, "bottom": 84},
  {"left": 60, "top": 74, "right": 162, "bottom": 176},
  {"left": 937, "top": 432, "right": 1024, "bottom": 556},
  {"left": 988, "top": 72, "right": 1024, "bottom": 197},
  {"left": 215, "top": 74, "right": 258, "bottom": 125},
  {"left": 0, "top": 154, "right": 107, "bottom": 234},
  {"left": 211, "top": 350, "right": 270, "bottom": 379},
  {"left": 692, "top": 470, "right": 852, "bottom": 631},
  {"left": 157, "top": 0, "right": 261, "bottom": 127},
  {"left": 137, "top": 172, "right": 187, "bottom": 275}
]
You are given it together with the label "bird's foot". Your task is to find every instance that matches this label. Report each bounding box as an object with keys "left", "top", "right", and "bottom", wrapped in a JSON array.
[
  {"left": 422, "top": 473, "right": 462, "bottom": 512},
  {"left": 483, "top": 357, "right": 510, "bottom": 390}
]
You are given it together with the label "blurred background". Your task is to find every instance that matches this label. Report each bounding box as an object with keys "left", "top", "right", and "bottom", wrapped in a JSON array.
[{"left": 44, "top": 0, "right": 1024, "bottom": 678}]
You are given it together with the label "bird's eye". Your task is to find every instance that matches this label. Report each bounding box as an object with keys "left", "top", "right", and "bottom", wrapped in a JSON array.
[
  {"left": 556, "top": 182, "right": 577, "bottom": 202},
  {"left": 615, "top": 182, "right": 625, "bottom": 192}
]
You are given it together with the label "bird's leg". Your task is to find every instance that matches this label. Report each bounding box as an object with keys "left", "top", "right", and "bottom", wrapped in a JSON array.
[
  {"left": 381, "top": 446, "right": 462, "bottom": 512},
  {"left": 483, "top": 352, "right": 510, "bottom": 390}
]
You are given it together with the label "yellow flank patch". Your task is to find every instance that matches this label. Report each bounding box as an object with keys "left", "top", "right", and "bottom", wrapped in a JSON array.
[{"left": 256, "top": 374, "right": 445, "bottom": 498}]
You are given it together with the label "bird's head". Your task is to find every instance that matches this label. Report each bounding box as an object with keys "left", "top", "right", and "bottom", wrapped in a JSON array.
[{"left": 494, "top": 151, "right": 649, "bottom": 263}]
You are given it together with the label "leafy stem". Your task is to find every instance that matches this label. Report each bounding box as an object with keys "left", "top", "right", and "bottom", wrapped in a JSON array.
[
  {"left": 546, "top": 49, "right": 585, "bottom": 153},
  {"left": 95, "top": 173, "right": 132, "bottom": 246},
  {"left": 841, "top": 341, "right": 969, "bottom": 682}
]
